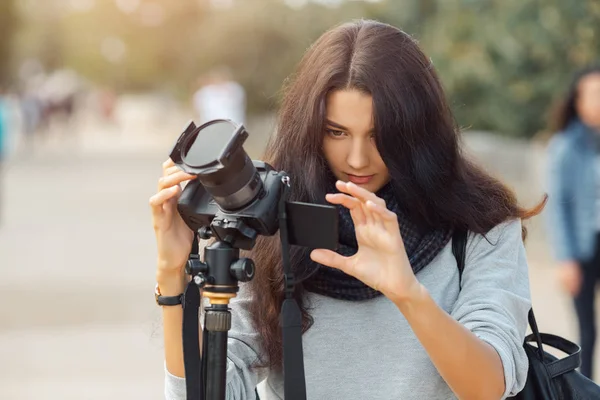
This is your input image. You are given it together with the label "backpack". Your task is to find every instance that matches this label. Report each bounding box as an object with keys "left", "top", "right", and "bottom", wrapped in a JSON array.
[{"left": 452, "top": 229, "right": 600, "bottom": 400}]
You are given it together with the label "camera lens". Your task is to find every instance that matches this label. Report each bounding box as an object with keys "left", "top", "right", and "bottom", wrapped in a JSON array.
[
  {"left": 181, "top": 120, "right": 263, "bottom": 211},
  {"left": 184, "top": 122, "right": 232, "bottom": 168}
]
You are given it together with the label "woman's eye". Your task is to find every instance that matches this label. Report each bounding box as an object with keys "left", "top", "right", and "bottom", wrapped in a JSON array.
[{"left": 326, "top": 129, "right": 345, "bottom": 137}]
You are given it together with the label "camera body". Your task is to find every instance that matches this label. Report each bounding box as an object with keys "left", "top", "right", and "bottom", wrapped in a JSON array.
[
  {"left": 170, "top": 119, "right": 336, "bottom": 251},
  {"left": 177, "top": 160, "right": 287, "bottom": 249}
]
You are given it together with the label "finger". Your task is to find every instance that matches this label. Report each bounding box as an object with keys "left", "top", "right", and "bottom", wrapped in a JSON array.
[
  {"left": 365, "top": 200, "right": 384, "bottom": 228},
  {"left": 310, "top": 249, "right": 353, "bottom": 274},
  {"left": 163, "top": 189, "right": 182, "bottom": 221},
  {"left": 164, "top": 165, "right": 183, "bottom": 176},
  {"left": 359, "top": 200, "right": 374, "bottom": 226},
  {"left": 325, "top": 193, "right": 365, "bottom": 225},
  {"left": 325, "top": 193, "right": 359, "bottom": 208},
  {"left": 158, "top": 170, "right": 197, "bottom": 191},
  {"left": 366, "top": 200, "right": 399, "bottom": 231},
  {"left": 149, "top": 186, "right": 180, "bottom": 219},
  {"left": 162, "top": 158, "right": 175, "bottom": 171},
  {"left": 335, "top": 181, "right": 375, "bottom": 225},
  {"left": 336, "top": 180, "right": 380, "bottom": 204}
]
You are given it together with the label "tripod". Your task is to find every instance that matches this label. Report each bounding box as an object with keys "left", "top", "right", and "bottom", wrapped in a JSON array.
[
  {"left": 182, "top": 227, "right": 256, "bottom": 400},
  {"left": 180, "top": 178, "right": 307, "bottom": 400}
]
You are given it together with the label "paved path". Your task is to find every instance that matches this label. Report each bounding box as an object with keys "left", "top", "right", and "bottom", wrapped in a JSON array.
[
  {"left": 0, "top": 129, "right": 596, "bottom": 399},
  {"left": 0, "top": 132, "right": 171, "bottom": 399}
]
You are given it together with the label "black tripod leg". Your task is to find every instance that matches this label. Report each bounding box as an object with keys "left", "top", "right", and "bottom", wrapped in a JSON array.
[
  {"left": 202, "top": 323, "right": 208, "bottom": 398},
  {"left": 204, "top": 305, "right": 231, "bottom": 400}
]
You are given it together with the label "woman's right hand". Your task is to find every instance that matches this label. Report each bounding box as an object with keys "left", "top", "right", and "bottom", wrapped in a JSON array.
[{"left": 150, "top": 158, "right": 198, "bottom": 293}]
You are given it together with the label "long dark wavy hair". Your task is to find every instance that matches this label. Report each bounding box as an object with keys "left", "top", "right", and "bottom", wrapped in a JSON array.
[
  {"left": 245, "top": 19, "right": 545, "bottom": 371},
  {"left": 548, "top": 64, "right": 600, "bottom": 132}
]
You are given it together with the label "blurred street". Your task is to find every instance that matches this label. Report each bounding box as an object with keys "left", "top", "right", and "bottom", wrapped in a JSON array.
[
  {"left": 0, "top": 126, "right": 598, "bottom": 399},
  {"left": 0, "top": 132, "right": 171, "bottom": 399}
]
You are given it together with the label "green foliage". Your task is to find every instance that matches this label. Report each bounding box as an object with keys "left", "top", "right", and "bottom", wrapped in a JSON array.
[
  {"left": 419, "top": 0, "right": 600, "bottom": 136},
  {"left": 5, "top": 0, "right": 600, "bottom": 137}
]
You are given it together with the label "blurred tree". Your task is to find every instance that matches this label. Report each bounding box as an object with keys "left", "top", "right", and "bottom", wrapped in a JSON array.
[
  {"left": 420, "top": 0, "right": 600, "bottom": 136},
  {"left": 0, "top": 0, "right": 19, "bottom": 87},
  {"left": 4, "top": 0, "right": 600, "bottom": 137}
]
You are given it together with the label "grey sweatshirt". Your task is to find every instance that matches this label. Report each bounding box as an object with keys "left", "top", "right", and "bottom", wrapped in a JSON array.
[{"left": 165, "top": 219, "right": 531, "bottom": 399}]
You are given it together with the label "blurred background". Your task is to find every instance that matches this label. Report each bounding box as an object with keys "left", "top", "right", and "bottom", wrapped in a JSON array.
[{"left": 0, "top": 0, "right": 599, "bottom": 399}]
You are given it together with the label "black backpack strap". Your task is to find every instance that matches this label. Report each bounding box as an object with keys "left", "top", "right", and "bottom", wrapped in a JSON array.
[{"left": 452, "top": 229, "right": 468, "bottom": 288}]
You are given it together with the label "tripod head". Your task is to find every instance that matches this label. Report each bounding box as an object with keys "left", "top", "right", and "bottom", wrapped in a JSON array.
[{"left": 185, "top": 217, "right": 257, "bottom": 306}]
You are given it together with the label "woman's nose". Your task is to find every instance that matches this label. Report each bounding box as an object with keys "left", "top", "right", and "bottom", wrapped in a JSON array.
[{"left": 346, "top": 140, "right": 369, "bottom": 170}]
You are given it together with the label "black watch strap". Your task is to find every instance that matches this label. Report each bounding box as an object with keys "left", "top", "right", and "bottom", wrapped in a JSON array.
[
  {"left": 158, "top": 294, "right": 183, "bottom": 306},
  {"left": 155, "top": 284, "right": 183, "bottom": 306}
]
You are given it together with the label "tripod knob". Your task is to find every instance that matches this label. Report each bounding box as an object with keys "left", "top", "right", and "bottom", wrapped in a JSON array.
[
  {"left": 186, "top": 255, "right": 207, "bottom": 276},
  {"left": 198, "top": 226, "right": 213, "bottom": 240},
  {"left": 230, "top": 258, "right": 255, "bottom": 282}
]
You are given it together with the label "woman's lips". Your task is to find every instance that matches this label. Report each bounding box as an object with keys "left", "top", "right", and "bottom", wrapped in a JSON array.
[{"left": 347, "top": 174, "right": 374, "bottom": 184}]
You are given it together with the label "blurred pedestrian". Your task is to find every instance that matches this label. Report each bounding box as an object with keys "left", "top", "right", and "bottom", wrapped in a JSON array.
[
  {"left": 0, "top": 91, "right": 5, "bottom": 158},
  {"left": 0, "top": 88, "right": 7, "bottom": 225},
  {"left": 19, "top": 91, "right": 42, "bottom": 145},
  {"left": 192, "top": 66, "right": 246, "bottom": 125},
  {"left": 546, "top": 64, "right": 600, "bottom": 379}
]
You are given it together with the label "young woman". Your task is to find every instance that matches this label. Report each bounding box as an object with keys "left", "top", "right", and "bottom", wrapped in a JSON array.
[
  {"left": 150, "top": 20, "right": 543, "bottom": 399},
  {"left": 546, "top": 65, "right": 600, "bottom": 380}
]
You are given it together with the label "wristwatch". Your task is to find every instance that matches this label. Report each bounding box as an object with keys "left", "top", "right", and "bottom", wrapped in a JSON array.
[{"left": 154, "top": 283, "right": 183, "bottom": 306}]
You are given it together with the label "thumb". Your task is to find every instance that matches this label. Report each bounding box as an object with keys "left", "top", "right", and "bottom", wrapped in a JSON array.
[{"left": 310, "top": 249, "right": 352, "bottom": 274}]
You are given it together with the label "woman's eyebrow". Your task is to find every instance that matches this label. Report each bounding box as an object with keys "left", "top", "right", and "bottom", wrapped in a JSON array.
[
  {"left": 325, "top": 119, "right": 375, "bottom": 133},
  {"left": 325, "top": 119, "right": 348, "bottom": 130}
]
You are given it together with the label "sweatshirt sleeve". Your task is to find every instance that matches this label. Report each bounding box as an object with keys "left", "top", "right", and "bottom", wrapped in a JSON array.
[
  {"left": 450, "top": 219, "right": 531, "bottom": 399},
  {"left": 164, "top": 283, "right": 268, "bottom": 400}
]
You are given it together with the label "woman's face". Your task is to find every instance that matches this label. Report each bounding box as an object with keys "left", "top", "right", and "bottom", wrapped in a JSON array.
[
  {"left": 322, "top": 89, "right": 390, "bottom": 193},
  {"left": 576, "top": 73, "right": 600, "bottom": 129}
]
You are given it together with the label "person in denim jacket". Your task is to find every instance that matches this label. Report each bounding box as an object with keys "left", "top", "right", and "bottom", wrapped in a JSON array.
[{"left": 546, "top": 65, "right": 600, "bottom": 379}]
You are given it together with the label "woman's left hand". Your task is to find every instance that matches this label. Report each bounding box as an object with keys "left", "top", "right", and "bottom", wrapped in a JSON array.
[{"left": 310, "top": 180, "right": 422, "bottom": 303}]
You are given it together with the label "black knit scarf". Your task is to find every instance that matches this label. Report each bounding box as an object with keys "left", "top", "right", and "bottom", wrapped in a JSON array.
[{"left": 302, "top": 182, "right": 453, "bottom": 301}]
